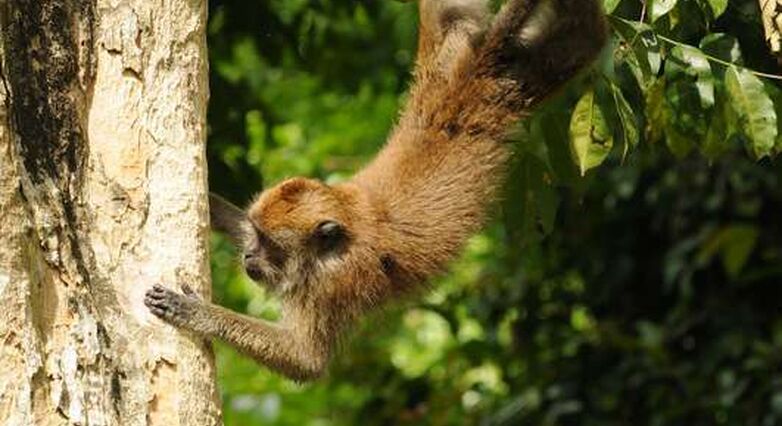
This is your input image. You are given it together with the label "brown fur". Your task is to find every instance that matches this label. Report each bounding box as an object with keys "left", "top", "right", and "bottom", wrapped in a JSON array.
[{"left": 146, "top": 0, "right": 607, "bottom": 382}]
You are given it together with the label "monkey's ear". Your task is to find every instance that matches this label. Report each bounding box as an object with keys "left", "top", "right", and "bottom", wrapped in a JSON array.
[{"left": 209, "top": 192, "right": 250, "bottom": 247}]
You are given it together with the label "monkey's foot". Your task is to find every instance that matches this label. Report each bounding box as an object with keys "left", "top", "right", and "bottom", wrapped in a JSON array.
[{"left": 144, "top": 284, "right": 200, "bottom": 327}]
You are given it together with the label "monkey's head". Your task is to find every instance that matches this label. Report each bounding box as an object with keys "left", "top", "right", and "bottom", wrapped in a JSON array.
[{"left": 242, "top": 177, "right": 385, "bottom": 299}]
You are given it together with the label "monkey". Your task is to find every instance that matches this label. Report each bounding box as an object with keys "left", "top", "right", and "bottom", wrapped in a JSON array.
[{"left": 145, "top": 0, "right": 607, "bottom": 382}]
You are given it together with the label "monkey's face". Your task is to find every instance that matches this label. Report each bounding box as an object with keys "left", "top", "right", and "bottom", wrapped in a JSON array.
[{"left": 242, "top": 177, "right": 367, "bottom": 295}]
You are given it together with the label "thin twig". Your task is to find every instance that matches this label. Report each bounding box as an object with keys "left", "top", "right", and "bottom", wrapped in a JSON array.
[{"left": 611, "top": 15, "right": 782, "bottom": 81}]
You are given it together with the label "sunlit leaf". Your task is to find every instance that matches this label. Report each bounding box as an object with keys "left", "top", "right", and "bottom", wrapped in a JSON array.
[
  {"left": 706, "top": 0, "right": 728, "bottom": 18},
  {"left": 725, "top": 66, "right": 778, "bottom": 158},
  {"left": 671, "top": 45, "right": 714, "bottom": 108},
  {"left": 569, "top": 90, "right": 614, "bottom": 175},
  {"left": 700, "top": 33, "right": 742, "bottom": 79},
  {"left": 603, "top": 0, "right": 621, "bottom": 13},
  {"left": 651, "top": 0, "right": 678, "bottom": 22}
]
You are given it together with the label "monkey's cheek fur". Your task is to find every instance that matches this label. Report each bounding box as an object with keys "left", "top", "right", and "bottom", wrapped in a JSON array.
[{"left": 144, "top": 284, "right": 198, "bottom": 326}]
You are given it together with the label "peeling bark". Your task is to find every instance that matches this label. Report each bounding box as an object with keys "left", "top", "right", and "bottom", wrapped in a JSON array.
[
  {"left": 759, "top": 0, "right": 782, "bottom": 63},
  {"left": 0, "top": 0, "right": 220, "bottom": 425}
]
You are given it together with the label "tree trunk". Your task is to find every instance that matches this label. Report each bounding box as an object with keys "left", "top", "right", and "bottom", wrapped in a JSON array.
[
  {"left": 759, "top": 0, "right": 782, "bottom": 62},
  {"left": 0, "top": 1, "right": 221, "bottom": 425}
]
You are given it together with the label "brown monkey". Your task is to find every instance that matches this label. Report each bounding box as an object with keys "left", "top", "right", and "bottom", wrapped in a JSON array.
[{"left": 145, "top": 0, "right": 607, "bottom": 381}]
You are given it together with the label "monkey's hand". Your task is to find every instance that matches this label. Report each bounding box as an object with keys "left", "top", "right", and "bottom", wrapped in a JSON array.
[{"left": 145, "top": 284, "right": 202, "bottom": 327}]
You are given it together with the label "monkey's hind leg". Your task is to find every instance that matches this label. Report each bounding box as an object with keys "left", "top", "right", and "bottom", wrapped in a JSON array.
[
  {"left": 473, "top": 0, "right": 608, "bottom": 104},
  {"left": 416, "top": 0, "right": 489, "bottom": 80},
  {"left": 403, "top": 0, "right": 491, "bottom": 127}
]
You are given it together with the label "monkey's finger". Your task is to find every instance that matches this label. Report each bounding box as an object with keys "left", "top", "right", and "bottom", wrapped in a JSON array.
[
  {"left": 147, "top": 306, "right": 173, "bottom": 321},
  {"left": 149, "top": 306, "right": 168, "bottom": 318},
  {"left": 145, "top": 288, "right": 170, "bottom": 301},
  {"left": 147, "top": 284, "right": 167, "bottom": 296},
  {"left": 145, "top": 287, "right": 179, "bottom": 307},
  {"left": 145, "top": 298, "right": 169, "bottom": 313},
  {"left": 144, "top": 296, "right": 180, "bottom": 321},
  {"left": 144, "top": 294, "right": 169, "bottom": 308}
]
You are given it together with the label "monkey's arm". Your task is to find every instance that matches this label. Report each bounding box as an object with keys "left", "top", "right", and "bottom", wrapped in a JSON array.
[{"left": 144, "top": 284, "right": 331, "bottom": 381}]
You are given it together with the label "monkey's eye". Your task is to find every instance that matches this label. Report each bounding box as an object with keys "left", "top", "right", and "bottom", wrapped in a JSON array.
[{"left": 313, "top": 220, "right": 345, "bottom": 251}]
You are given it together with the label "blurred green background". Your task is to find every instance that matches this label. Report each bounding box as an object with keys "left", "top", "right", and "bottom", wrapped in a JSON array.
[{"left": 206, "top": 0, "right": 782, "bottom": 424}]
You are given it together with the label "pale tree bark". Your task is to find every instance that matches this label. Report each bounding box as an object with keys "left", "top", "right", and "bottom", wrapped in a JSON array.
[
  {"left": 759, "top": 0, "right": 782, "bottom": 62},
  {"left": 0, "top": 1, "right": 221, "bottom": 425}
]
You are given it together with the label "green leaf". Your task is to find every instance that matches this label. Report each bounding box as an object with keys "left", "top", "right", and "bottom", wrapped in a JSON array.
[
  {"left": 651, "top": 0, "right": 678, "bottom": 22},
  {"left": 764, "top": 82, "right": 782, "bottom": 155},
  {"left": 706, "top": 0, "right": 728, "bottom": 18},
  {"left": 702, "top": 96, "right": 731, "bottom": 159},
  {"left": 245, "top": 110, "right": 268, "bottom": 166},
  {"left": 662, "top": 80, "right": 707, "bottom": 158},
  {"left": 700, "top": 33, "right": 742, "bottom": 79},
  {"left": 503, "top": 154, "right": 560, "bottom": 246},
  {"left": 610, "top": 83, "right": 639, "bottom": 159},
  {"left": 603, "top": 0, "right": 621, "bottom": 13},
  {"left": 671, "top": 45, "right": 714, "bottom": 108},
  {"left": 536, "top": 109, "right": 580, "bottom": 185},
  {"left": 698, "top": 225, "right": 759, "bottom": 279},
  {"left": 569, "top": 90, "right": 614, "bottom": 175},
  {"left": 645, "top": 79, "right": 667, "bottom": 144},
  {"left": 725, "top": 66, "right": 778, "bottom": 158},
  {"left": 663, "top": 121, "right": 694, "bottom": 158},
  {"left": 612, "top": 19, "right": 661, "bottom": 88}
]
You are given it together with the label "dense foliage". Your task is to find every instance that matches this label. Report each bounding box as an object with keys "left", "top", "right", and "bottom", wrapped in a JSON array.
[{"left": 206, "top": 0, "right": 782, "bottom": 424}]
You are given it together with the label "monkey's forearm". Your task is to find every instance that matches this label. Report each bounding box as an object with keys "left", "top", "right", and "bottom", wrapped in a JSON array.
[
  {"left": 145, "top": 285, "right": 331, "bottom": 382},
  {"left": 202, "top": 305, "right": 330, "bottom": 381}
]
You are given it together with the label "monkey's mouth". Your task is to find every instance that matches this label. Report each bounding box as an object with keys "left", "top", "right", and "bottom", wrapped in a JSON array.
[
  {"left": 245, "top": 263, "right": 266, "bottom": 282},
  {"left": 243, "top": 256, "right": 272, "bottom": 283},
  {"left": 244, "top": 257, "right": 286, "bottom": 292}
]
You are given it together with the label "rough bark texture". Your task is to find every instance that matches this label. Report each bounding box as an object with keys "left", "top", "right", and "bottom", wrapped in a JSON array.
[
  {"left": 0, "top": 0, "right": 221, "bottom": 425},
  {"left": 760, "top": 0, "right": 782, "bottom": 62}
]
